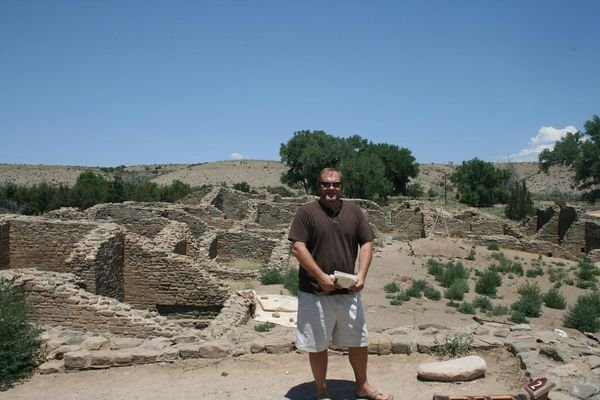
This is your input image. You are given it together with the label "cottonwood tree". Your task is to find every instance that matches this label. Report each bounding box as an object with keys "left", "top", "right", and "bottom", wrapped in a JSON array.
[
  {"left": 539, "top": 114, "right": 600, "bottom": 202},
  {"left": 451, "top": 158, "right": 510, "bottom": 207}
]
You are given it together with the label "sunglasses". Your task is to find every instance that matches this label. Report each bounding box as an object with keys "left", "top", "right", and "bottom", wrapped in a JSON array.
[{"left": 319, "top": 181, "right": 342, "bottom": 188}]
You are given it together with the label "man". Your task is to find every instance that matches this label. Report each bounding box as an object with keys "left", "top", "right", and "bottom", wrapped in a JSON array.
[{"left": 288, "top": 167, "right": 393, "bottom": 400}]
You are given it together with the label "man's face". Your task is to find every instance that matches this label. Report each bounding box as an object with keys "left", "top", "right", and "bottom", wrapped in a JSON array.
[{"left": 318, "top": 171, "right": 343, "bottom": 205}]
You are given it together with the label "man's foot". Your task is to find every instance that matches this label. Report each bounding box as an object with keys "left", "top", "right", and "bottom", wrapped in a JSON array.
[{"left": 356, "top": 389, "right": 394, "bottom": 400}]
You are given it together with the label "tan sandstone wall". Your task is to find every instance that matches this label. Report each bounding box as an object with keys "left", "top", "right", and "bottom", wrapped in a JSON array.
[
  {"left": 1, "top": 269, "right": 186, "bottom": 338},
  {"left": 9, "top": 217, "right": 96, "bottom": 272},
  {"left": 0, "top": 220, "right": 9, "bottom": 269},
  {"left": 123, "top": 236, "right": 230, "bottom": 317},
  {"left": 211, "top": 231, "right": 277, "bottom": 264},
  {"left": 66, "top": 225, "right": 125, "bottom": 301}
]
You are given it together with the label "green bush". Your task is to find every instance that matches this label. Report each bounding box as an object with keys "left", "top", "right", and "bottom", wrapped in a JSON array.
[
  {"left": 563, "top": 292, "right": 600, "bottom": 333},
  {"left": 259, "top": 269, "right": 283, "bottom": 285},
  {"left": 526, "top": 265, "right": 544, "bottom": 278},
  {"left": 490, "top": 304, "right": 509, "bottom": 316},
  {"left": 473, "top": 295, "right": 493, "bottom": 312},
  {"left": 543, "top": 287, "right": 567, "bottom": 310},
  {"left": 0, "top": 279, "right": 43, "bottom": 391},
  {"left": 458, "top": 302, "right": 476, "bottom": 314},
  {"left": 433, "top": 334, "right": 473, "bottom": 359},
  {"left": 232, "top": 182, "right": 251, "bottom": 192},
  {"left": 438, "top": 261, "right": 469, "bottom": 288},
  {"left": 475, "top": 269, "right": 502, "bottom": 296},
  {"left": 509, "top": 310, "right": 528, "bottom": 324},
  {"left": 491, "top": 253, "right": 524, "bottom": 276},
  {"left": 384, "top": 282, "right": 401, "bottom": 293},
  {"left": 426, "top": 258, "right": 444, "bottom": 277},
  {"left": 486, "top": 242, "right": 500, "bottom": 251},
  {"left": 283, "top": 269, "right": 299, "bottom": 296},
  {"left": 548, "top": 266, "right": 568, "bottom": 283},
  {"left": 254, "top": 322, "right": 275, "bottom": 332},
  {"left": 511, "top": 282, "right": 543, "bottom": 318},
  {"left": 423, "top": 286, "right": 442, "bottom": 301},
  {"left": 445, "top": 279, "right": 469, "bottom": 301}
]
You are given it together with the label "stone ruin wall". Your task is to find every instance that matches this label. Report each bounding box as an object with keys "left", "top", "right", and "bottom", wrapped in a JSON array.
[
  {"left": 122, "top": 235, "right": 230, "bottom": 317},
  {"left": 2, "top": 188, "right": 600, "bottom": 352},
  {"left": 210, "top": 230, "right": 278, "bottom": 265},
  {"left": 65, "top": 224, "right": 125, "bottom": 301},
  {"left": 4, "top": 216, "right": 97, "bottom": 272},
  {"left": 0, "top": 220, "right": 9, "bottom": 269}
]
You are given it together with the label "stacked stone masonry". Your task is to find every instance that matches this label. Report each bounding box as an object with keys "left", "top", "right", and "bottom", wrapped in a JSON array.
[{"left": 1, "top": 188, "right": 600, "bottom": 381}]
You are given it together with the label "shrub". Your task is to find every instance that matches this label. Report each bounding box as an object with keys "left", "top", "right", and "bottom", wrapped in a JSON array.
[
  {"left": 543, "top": 288, "right": 567, "bottom": 310},
  {"left": 510, "top": 310, "right": 528, "bottom": 324},
  {"left": 490, "top": 305, "right": 509, "bottom": 316},
  {"left": 259, "top": 269, "right": 283, "bottom": 285},
  {"left": 577, "top": 257, "right": 599, "bottom": 280},
  {"left": 265, "top": 186, "right": 294, "bottom": 197},
  {"left": 438, "top": 262, "right": 469, "bottom": 288},
  {"left": 548, "top": 266, "right": 568, "bottom": 283},
  {"left": 458, "top": 302, "right": 476, "bottom": 314},
  {"left": 0, "top": 279, "right": 43, "bottom": 391},
  {"left": 467, "top": 248, "right": 476, "bottom": 260},
  {"left": 283, "top": 269, "right": 299, "bottom": 296},
  {"left": 487, "top": 242, "right": 500, "bottom": 251},
  {"left": 433, "top": 334, "right": 473, "bottom": 359},
  {"left": 232, "top": 182, "right": 251, "bottom": 192},
  {"left": 526, "top": 265, "right": 544, "bottom": 278},
  {"left": 511, "top": 282, "right": 543, "bottom": 318},
  {"left": 445, "top": 279, "right": 469, "bottom": 301},
  {"left": 563, "top": 292, "right": 600, "bottom": 333},
  {"left": 475, "top": 269, "right": 502, "bottom": 296},
  {"left": 254, "top": 322, "right": 275, "bottom": 332},
  {"left": 423, "top": 286, "right": 442, "bottom": 301},
  {"left": 473, "top": 295, "right": 493, "bottom": 311},
  {"left": 384, "top": 282, "right": 401, "bottom": 293},
  {"left": 491, "top": 253, "right": 524, "bottom": 276},
  {"left": 426, "top": 258, "right": 444, "bottom": 277}
]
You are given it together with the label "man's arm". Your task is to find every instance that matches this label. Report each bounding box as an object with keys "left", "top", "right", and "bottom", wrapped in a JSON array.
[
  {"left": 291, "top": 241, "right": 336, "bottom": 292},
  {"left": 352, "top": 241, "right": 373, "bottom": 292}
]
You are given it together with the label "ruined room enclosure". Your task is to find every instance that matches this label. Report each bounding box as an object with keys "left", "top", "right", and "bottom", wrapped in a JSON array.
[{"left": 1, "top": 188, "right": 599, "bottom": 341}]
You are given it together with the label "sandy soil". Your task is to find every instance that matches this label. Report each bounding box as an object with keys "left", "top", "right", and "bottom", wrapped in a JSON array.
[{"left": 4, "top": 239, "right": 585, "bottom": 400}]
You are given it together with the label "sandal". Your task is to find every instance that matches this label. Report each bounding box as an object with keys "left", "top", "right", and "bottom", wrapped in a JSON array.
[{"left": 356, "top": 389, "right": 394, "bottom": 400}]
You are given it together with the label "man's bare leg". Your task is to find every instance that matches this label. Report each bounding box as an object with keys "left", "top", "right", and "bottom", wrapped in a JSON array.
[
  {"left": 349, "top": 346, "right": 392, "bottom": 400},
  {"left": 309, "top": 350, "right": 329, "bottom": 399}
]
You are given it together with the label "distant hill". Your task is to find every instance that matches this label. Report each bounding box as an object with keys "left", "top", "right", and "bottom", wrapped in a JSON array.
[{"left": 0, "top": 160, "right": 582, "bottom": 199}]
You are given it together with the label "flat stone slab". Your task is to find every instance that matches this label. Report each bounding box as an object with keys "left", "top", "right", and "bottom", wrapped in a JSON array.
[{"left": 417, "top": 355, "right": 486, "bottom": 382}]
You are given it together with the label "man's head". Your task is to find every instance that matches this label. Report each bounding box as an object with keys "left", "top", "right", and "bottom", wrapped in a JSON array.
[{"left": 317, "top": 167, "right": 343, "bottom": 208}]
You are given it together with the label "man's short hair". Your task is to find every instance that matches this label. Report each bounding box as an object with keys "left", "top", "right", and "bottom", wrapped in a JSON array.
[{"left": 317, "top": 167, "right": 344, "bottom": 186}]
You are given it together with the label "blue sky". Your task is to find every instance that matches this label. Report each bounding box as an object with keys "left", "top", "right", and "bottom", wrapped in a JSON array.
[{"left": 1, "top": 1, "right": 599, "bottom": 167}]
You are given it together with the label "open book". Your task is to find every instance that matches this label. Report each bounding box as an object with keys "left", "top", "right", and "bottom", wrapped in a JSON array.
[{"left": 332, "top": 271, "right": 358, "bottom": 289}]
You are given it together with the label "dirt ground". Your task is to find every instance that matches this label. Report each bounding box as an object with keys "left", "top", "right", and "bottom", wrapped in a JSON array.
[{"left": 2, "top": 239, "right": 583, "bottom": 400}]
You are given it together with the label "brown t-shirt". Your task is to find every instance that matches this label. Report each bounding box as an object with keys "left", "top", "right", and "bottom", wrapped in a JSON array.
[{"left": 288, "top": 199, "right": 375, "bottom": 294}]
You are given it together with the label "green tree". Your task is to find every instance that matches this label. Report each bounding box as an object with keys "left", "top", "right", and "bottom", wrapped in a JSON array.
[
  {"left": 71, "top": 171, "right": 110, "bottom": 209},
  {"left": 279, "top": 130, "right": 344, "bottom": 194},
  {"left": 279, "top": 130, "right": 418, "bottom": 200},
  {"left": 0, "top": 279, "right": 43, "bottom": 390},
  {"left": 539, "top": 114, "right": 600, "bottom": 202},
  {"left": 505, "top": 180, "right": 534, "bottom": 221},
  {"left": 451, "top": 158, "right": 510, "bottom": 207},
  {"left": 370, "top": 143, "right": 419, "bottom": 195}
]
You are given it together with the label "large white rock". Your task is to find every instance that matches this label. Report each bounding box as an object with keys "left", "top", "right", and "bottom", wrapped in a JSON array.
[{"left": 417, "top": 355, "right": 487, "bottom": 382}]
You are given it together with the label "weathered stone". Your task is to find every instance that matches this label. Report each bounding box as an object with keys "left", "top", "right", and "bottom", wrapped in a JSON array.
[
  {"left": 368, "top": 333, "right": 392, "bottom": 355},
  {"left": 131, "top": 348, "right": 161, "bottom": 364},
  {"left": 81, "top": 336, "right": 111, "bottom": 351},
  {"left": 63, "top": 351, "right": 91, "bottom": 370},
  {"left": 198, "top": 341, "right": 232, "bottom": 358},
  {"left": 38, "top": 359, "right": 64, "bottom": 374},
  {"left": 471, "top": 335, "right": 504, "bottom": 350},
  {"left": 550, "top": 363, "right": 580, "bottom": 377},
  {"left": 177, "top": 344, "right": 201, "bottom": 359},
  {"left": 540, "top": 345, "right": 572, "bottom": 363},
  {"left": 415, "top": 335, "right": 437, "bottom": 354},
  {"left": 586, "top": 356, "right": 600, "bottom": 370},
  {"left": 569, "top": 381, "right": 600, "bottom": 400},
  {"left": 391, "top": 334, "right": 415, "bottom": 355},
  {"left": 264, "top": 338, "right": 294, "bottom": 354},
  {"left": 417, "top": 355, "right": 486, "bottom": 382},
  {"left": 110, "top": 337, "right": 144, "bottom": 350}
]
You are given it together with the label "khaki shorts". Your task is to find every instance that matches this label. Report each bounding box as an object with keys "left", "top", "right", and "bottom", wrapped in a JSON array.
[{"left": 295, "top": 291, "right": 369, "bottom": 352}]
